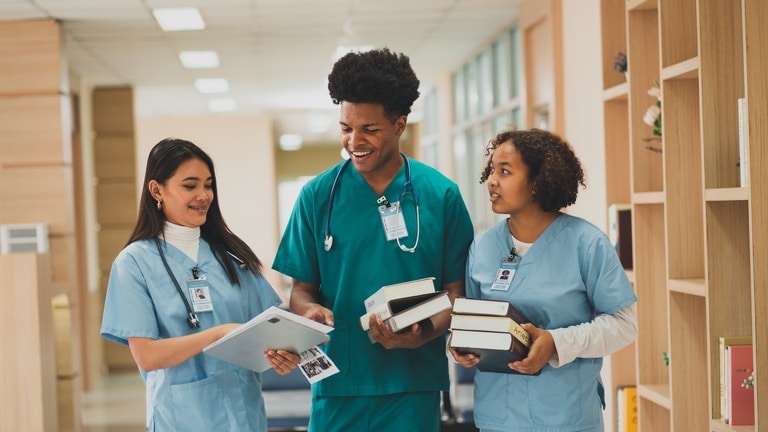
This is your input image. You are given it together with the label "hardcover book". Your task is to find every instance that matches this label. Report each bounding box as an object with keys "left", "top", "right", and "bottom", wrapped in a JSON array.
[
  {"left": 449, "top": 329, "right": 535, "bottom": 374},
  {"left": 383, "top": 290, "right": 452, "bottom": 333},
  {"left": 203, "top": 306, "right": 333, "bottom": 373},
  {"left": 719, "top": 335, "right": 752, "bottom": 422},
  {"left": 726, "top": 343, "right": 755, "bottom": 426},
  {"left": 360, "top": 277, "right": 436, "bottom": 327},
  {"left": 450, "top": 313, "right": 530, "bottom": 347},
  {"left": 617, "top": 385, "right": 638, "bottom": 432},
  {"left": 360, "top": 290, "right": 450, "bottom": 332},
  {"left": 452, "top": 297, "right": 532, "bottom": 326}
]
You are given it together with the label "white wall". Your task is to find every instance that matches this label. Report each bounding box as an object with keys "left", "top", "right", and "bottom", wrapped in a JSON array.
[
  {"left": 561, "top": 0, "right": 607, "bottom": 233},
  {"left": 135, "top": 114, "right": 284, "bottom": 295}
]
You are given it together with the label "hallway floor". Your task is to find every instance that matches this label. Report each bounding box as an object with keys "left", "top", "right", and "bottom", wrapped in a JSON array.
[{"left": 81, "top": 373, "right": 145, "bottom": 432}]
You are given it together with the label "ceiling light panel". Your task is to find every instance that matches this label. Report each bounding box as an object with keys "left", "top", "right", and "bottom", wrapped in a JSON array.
[
  {"left": 195, "top": 78, "right": 230, "bottom": 94},
  {"left": 179, "top": 51, "right": 220, "bottom": 69},
  {"left": 152, "top": 7, "right": 205, "bottom": 32}
]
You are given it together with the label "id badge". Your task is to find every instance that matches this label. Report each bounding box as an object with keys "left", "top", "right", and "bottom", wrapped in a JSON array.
[
  {"left": 188, "top": 276, "right": 213, "bottom": 312},
  {"left": 379, "top": 201, "right": 409, "bottom": 241},
  {"left": 491, "top": 260, "right": 519, "bottom": 291}
]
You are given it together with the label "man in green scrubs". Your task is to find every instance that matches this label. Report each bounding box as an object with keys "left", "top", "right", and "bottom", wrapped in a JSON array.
[{"left": 272, "top": 48, "right": 474, "bottom": 432}]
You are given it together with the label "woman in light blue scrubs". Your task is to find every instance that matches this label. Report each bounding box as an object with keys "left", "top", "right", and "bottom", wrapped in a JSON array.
[
  {"left": 450, "top": 129, "right": 638, "bottom": 432},
  {"left": 101, "top": 138, "right": 301, "bottom": 431}
]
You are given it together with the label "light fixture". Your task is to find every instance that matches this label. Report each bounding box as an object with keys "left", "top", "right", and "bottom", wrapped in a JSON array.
[
  {"left": 152, "top": 8, "right": 205, "bottom": 32},
  {"left": 279, "top": 134, "right": 303, "bottom": 151},
  {"left": 180, "top": 51, "right": 219, "bottom": 69},
  {"left": 208, "top": 98, "right": 237, "bottom": 112},
  {"left": 195, "top": 78, "right": 229, "bottom": 94}
]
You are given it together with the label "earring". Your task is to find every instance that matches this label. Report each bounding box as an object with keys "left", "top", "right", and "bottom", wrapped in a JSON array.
[{"left": 157, "top": 200, "right": 162, "bottom": 210}]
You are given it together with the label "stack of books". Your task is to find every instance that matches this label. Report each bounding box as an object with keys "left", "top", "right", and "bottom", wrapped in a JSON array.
[
  {"left": 359, "top": 277, "right": 452, "bottom": 342},
  {"left": 449, "top": 297, "right": 534, "bottom": 374}
]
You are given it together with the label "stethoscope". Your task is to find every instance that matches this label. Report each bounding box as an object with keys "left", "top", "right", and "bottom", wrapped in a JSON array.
[
  {"left": 154, "top": 237, "right": 247, "bottom": 328},
  {"left": 324, "top": 152, "right": 421, "bottom": 253}
]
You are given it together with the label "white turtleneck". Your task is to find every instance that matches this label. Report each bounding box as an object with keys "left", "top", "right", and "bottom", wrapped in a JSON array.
[{"left": 161, "top": 221, "right": 200, "bottom": 262}]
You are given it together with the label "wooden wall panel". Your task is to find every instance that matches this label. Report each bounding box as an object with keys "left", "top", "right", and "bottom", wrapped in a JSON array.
[
  {"left": 96, "top": 183, "right": 140, "bottom": 225},
  {"left": 0, "top": 94, "right": 72, "bottom": 165},
  {"left": 0, "top": 253, "right": 58, "bottom": 432},
  {"left": 0, "top": 166, "right": 74, "bottom": 234},
  {"left": 96, "top": 227, "right": 132, "bottom": 273},
  {"left": 49, "top": 235, "right": 77, "bottom": 293},
  {"left": 94, "top": 135, "right": 138, "bottom": 179},
  {"left": 92, "top": 87, "right": 135, "bottom": 134},
  {"left": 0, "top": 20, "right": 66, "bottom": 95}
]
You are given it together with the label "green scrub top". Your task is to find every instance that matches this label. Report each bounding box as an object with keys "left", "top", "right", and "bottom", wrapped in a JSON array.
[{"left": 273, "top": 157, "right": 474, "bottom": 397}]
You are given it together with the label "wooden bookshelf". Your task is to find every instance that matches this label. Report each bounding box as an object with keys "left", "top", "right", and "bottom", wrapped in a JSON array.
[{"left": 600, "top": 0, "right": 766, "bottom": 430}]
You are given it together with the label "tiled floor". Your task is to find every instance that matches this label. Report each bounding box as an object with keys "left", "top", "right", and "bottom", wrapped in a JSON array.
[{"left": 81, "top": 373, "right": 145, "bottom": 432}]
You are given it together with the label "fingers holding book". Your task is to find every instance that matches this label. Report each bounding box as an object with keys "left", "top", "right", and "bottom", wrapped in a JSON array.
[{"left": 265, "top": 349, "right": 302, "bottom": 375}]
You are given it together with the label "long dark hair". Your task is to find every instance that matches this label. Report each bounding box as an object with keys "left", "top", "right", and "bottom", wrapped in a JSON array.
[{"left": 128, "top": 138, "right": 262, "bottom": 284}]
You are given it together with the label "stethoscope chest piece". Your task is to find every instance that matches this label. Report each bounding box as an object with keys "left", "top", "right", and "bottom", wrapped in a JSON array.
[{"left": 324, "top": 235, "right": 333, "bottom": 252}]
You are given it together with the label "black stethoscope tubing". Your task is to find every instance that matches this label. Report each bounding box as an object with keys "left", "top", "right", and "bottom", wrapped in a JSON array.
[
  {"left": 154, "top": 237, "right": 200, "bottom": 328},
  {"left": 324, "top": 152, "right": 419, "bottom": 252}
]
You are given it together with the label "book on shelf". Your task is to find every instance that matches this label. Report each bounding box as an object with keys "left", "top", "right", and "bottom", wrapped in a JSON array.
[
  {"left": 203, "top": 306, "right": 333, "bottom": 373},
  {"left": 719, "top": 335, "right": 752, "bottom": 423},
  {"left": 449, "top": 329, "right": 536, "bottom": 375},
  {"left": 616, "top": 385, "right": 638, "bottom": 432},
  {"left": 359, "top": 277, "right": 436, "bottom": 328},
  {"left": 360, "top": 290, "right": 451, "bottom": 332},
  {"left": 738, "top": 97, "right": 750, "bottom": 187},
  {"left": 726, "top": 343, "right": 755, "bottom": 426},
  {"left": 608, "top": 203, "right": 633, "bottom": 269}
]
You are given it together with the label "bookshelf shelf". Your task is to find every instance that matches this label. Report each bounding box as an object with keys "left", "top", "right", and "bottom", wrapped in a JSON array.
[
  {"left": 632, "top": 192, "right": 664, "bottom": 204},
  {"left": 667, "top": 278, "right": 705, "bottom": 297},
  {"left": 661, "top": 57, "right": 699, "bottom": 80},
  {"left": 603, "top": 82, "right": 628, "bottom": 101},
  {"left": 705, "top": 187, "right": 749, "bottom": 202},
  {"left": 628, "top": 0, "right": 657, "bottom": 12},
  {"left": 637, "top": 384, "right": 670, "bottom": 409},
  {"left": 600, "top": 0, "right": 766, "bottom": 430}
]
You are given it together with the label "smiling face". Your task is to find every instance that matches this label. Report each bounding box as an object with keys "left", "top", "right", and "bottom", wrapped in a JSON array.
[
  {"left": 150, "top": 157, "right": 213, "bottom": 228},
  {"left": 339, "top": 101, "right": 405, "bottom": 181},
  {"left": 486, "top": 140, "right": 538, "bottom": 216}
]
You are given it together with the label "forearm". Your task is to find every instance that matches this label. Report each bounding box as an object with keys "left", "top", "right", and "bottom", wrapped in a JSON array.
[
  {"left": 548, "top": 305, "right": 638, "bottom": 367},
  {"left": 128, "top": 324, "right": 233, "bottom": 371}
]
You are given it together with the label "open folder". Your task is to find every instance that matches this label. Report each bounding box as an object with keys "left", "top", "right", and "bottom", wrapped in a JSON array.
[{"left": 203, "top": 306, "right": 333, "bottom": 372}]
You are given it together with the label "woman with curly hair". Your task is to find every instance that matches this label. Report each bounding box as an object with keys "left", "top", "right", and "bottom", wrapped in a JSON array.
[
  {"left": 272, "top": 48, "right": 474, "bottom": 431},
  {"left": 450, "top": 129, "right": 638, "bottom": 432}
]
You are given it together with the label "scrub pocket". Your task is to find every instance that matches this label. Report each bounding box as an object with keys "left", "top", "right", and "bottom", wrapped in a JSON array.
[{"left": 168, "top": 369, "right": 264, "bottom": 431}]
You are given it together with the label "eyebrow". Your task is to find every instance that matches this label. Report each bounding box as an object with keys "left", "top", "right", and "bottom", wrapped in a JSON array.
[{"left": 340, "top": 121, "right": 380, "bottom": 128}]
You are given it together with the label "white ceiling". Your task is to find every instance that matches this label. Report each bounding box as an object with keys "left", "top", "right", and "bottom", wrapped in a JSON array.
[{"left": 0, "top": 0, "right": 520, "bottom": 144}]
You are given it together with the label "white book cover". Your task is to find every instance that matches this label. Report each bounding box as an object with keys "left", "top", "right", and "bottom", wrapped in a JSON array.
[{"left": 203, "top": 306, "right": 333, "bottom": 372}]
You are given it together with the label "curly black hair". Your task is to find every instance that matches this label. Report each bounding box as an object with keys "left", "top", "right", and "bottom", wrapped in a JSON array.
[
  {"left": 480, "top": 129, "right": 586, "bottom": 212},
  {"left": 327, "top": 48, "right": 420, "bottom": 121}
]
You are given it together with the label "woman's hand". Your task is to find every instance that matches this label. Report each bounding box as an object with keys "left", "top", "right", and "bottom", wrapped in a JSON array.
[
  {"left": 509, "top": 323, "right": 555, "bottom": 375},
  {"left": 265, "top": 349, "right": 302, "bottom": 375}
]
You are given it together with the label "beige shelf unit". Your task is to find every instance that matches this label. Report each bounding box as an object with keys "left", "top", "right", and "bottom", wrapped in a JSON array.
[{"left": 600, "top": 0, "right": 766, "bottom": 430}]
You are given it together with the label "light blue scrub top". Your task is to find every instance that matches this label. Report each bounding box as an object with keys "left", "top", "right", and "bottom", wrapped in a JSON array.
[
  {"left": 466, "top": 215, "right": 637, "bottom": 432},
  {"left": 101, "top": 238, "right": 282, "bottom": 432},
  {"left": 272, "top": 157, "right": 474, "bottom": 397}
]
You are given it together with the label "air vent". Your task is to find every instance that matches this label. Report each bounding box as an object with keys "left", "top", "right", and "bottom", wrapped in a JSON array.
[{"left": 0, "top": 223, "right": 49, "bottom": 254}]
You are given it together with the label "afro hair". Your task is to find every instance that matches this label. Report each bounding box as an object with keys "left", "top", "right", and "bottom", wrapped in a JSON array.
[{"left": 328, "top": 48, "right": 420, "bottom": 121}]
